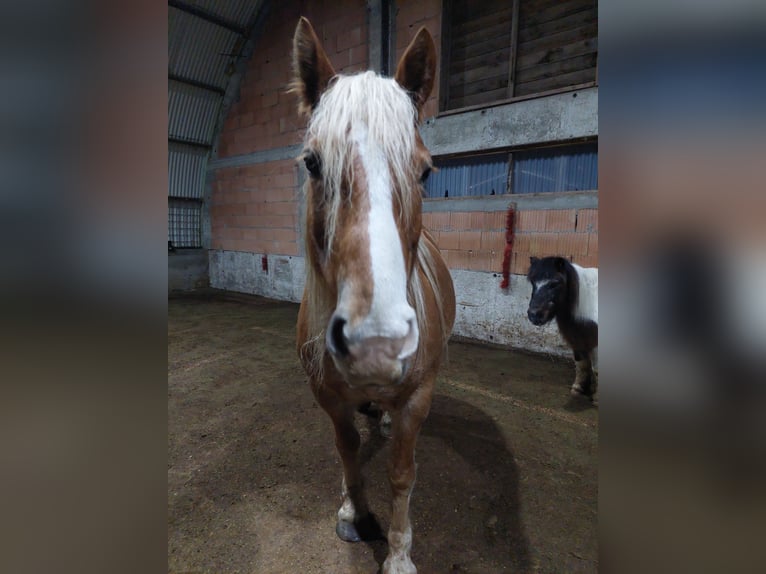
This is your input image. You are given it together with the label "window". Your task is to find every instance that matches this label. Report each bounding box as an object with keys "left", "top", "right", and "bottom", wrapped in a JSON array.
[
  {"left": 168, "top": 199, "right": 202, "bottom": 248},
  {"left": 168, "top": 141, "right": 206, "bottom": 248},
  {"left": 424, "top": 152, "right": 509, "bottom": 198},
  {"left": 423, "top": 142, "right": 597, "bottom": 198},
  {"left": 441, "top": 0, "right": 598, "bottom": 111},
  {"left": 512, "top": 142, "right": 598, "bottom": 193}
]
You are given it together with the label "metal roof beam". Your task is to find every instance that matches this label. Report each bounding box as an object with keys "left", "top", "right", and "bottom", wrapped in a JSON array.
[
  {"left": 169, "top": 73, "right": 225, "bottom": 96},
  {"left": 168, "top": 0, "right": 247, "bottom": 36},
  {"left": 169, "top": 137, "right": 212, "bottom": 150},
  {"left": 168, "top": 196, "right": 203, "bottom": 203}
]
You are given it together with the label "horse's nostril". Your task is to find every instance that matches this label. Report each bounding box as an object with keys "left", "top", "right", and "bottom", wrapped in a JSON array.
[{"left": 327, "top": 316, "right": 349, "bottom": 357}]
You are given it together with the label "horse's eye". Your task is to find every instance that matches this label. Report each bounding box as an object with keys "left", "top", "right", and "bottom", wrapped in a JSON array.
[
  {"left": 420, "top": 166, "right": 431, "bottom": 184},
  {"left": 304, "top": 152, "right": 322, "bottom": 178}
]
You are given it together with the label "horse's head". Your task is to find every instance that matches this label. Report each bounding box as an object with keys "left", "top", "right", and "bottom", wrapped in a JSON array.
[
  {"left": 527, "top": 256, "right": 570, "bottom": 326},
  {"left": 292, "top": 17, "right": 436, "bottom": 385}
]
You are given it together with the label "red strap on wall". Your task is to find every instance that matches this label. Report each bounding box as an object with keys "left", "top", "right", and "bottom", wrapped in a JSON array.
[{"left": 500, "top": 203, "right": 516, "bottom": 289}]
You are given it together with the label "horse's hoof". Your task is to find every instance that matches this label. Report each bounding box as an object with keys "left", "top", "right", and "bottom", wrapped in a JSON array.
[
  {"left": 336, "top": 519, "right": 362, "bottom": 542},
  {"left": 336, "top": 514, "right": 384, "bottom": 543},
  {"left": 570, "top": 385, "right": 587, "bottom": 398},
  {"left": 383, "top": 554, "right": 417, "bottom": 574}
]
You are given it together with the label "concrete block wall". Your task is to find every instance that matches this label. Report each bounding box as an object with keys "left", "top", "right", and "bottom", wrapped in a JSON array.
[{"left": 207, "top": 0, "right": 597, "bottom": 357}]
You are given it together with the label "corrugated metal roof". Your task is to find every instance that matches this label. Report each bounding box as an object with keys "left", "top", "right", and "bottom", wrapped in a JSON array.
[
  {"left": 180, "top": 0, "right": 259, "bottom": 28},
  {"left": 169, "top": 6, "right": 240, "bottom": 90},
  {"left": 169, "top": 142, "right": 209, "bottom": 199},
  {"left": 169, "top": 79, "right": 222, "bottom": 145},
  {"left": 166, "top": 0, "right": 264, "bottom": 249}
]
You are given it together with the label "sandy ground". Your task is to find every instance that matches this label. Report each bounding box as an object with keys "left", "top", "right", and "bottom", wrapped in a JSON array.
[{"left": 168, "top": 291, "right": 597, "bottom": 573}]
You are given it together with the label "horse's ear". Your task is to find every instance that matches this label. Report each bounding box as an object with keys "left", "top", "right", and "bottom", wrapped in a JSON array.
[
  {"left": 394, "top": 26, "right": 437, "bottom": 117},
  {"left": 555, "top": 257, "right": 567, "bottom": 270},
  {"left": 291, "top": 17, "right": 336, "bottom": 116},
  {"left": 529, "top": 257, "right": 539, "bottom": 265}
]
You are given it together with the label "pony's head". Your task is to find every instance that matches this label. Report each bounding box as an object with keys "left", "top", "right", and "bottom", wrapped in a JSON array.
[
  {"left": 526, "top": 256, "right": 572, "bottom": 326},
  {"left": 292, "top": 17, "right": 436, "bottom": 385}
]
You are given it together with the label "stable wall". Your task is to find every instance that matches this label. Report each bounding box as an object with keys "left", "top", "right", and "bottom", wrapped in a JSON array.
[{"left": 206, "top": 0, "right": 598, "bottom": 357}]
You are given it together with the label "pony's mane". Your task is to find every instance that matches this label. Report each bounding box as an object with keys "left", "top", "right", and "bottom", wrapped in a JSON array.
[
  {"left": 298, "top": 71, "right": 447, "bottom": 380},
  {"left": 303, "top": 71, "right": 419, "bottom": 257}
]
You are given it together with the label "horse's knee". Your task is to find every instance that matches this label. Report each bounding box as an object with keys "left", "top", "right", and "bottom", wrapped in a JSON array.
[{"left": 389, "top": 464, "right": 416, "bottom": 494}]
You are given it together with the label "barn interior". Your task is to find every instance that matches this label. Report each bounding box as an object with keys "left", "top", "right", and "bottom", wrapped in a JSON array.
[{"left": 168, "top": 1, "right": 598, "bottom": 572}]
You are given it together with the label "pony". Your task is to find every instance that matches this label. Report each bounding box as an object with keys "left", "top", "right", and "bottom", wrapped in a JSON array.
[
  {"left": 526, "top": 256, "right": 598, "bottom": 405},
  {"left": 292, "top": 17, "right": 456, "bottom": 574}
]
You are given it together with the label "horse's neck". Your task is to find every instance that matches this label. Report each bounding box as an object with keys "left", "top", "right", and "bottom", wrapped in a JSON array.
[
  {"left": 570, "top": 264, "right": 598, "bottom": 324},
  {"left": 556, "top": 264, "right": 598, "bottom": 328}
]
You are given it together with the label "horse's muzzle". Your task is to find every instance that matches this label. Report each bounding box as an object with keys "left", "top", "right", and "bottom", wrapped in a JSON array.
[
  {"left": 527, "top": 307, "right": 551, "bottom": 326},
  {"left": 326, "top": 314, "right": 418, "bottom": 384}
]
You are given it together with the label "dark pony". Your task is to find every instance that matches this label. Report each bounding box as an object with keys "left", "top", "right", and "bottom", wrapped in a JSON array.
[{"left": 527, "top": 256, "right": 598, "bottom": 404}]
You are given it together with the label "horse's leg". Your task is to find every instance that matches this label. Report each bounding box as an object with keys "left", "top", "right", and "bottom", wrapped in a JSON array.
[
  {"left": 357, "top": 402, "right": 393, "bottom": 438},
  {"left": 382, "top": 386, "right": 433, "bottom": 574},
  {"left": 324, "top": 403, "right": 379, "bottom": 542},
  {"left": 380, "top": 410, "right": 392, "bottom": 438},
  {"left": 590, "top": 347, "right": 599, "bottom": 406},
  {"left": 571, "top": 350, "right": 593, "bottom": 398}
]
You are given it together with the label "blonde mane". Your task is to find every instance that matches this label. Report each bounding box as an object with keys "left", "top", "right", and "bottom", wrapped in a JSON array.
[
  {"left": 299, "top": 71, "right": 449, "bottom": 379},
  {"left": 303, "top": 72, "right": 419, "bottom": 257}
]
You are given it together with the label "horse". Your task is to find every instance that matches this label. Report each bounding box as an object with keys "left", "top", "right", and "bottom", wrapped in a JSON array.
[
  {"left": 526, "top": 256, "right": 598, "bottom": 405},
  {"left": 292, "top": 17, "right": 456, "bottom": 574}
]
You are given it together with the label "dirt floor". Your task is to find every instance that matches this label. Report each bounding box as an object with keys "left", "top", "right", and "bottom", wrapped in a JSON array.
[{"left": 168, "top": 291, "right": 598, "bottom": 574}]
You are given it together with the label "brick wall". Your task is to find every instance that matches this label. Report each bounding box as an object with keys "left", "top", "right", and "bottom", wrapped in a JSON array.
[
  {"left": 425, "top": 207, "right": 599, "bottom": 275},
  {"left": 210, "top": 0, "right": 598, "bottom": 290},
  {"left": 211, "top": 0, "right": 369, "bottom": 258},
  {"left": 210, "top": 160, "right": 299, "bottom": 255}
]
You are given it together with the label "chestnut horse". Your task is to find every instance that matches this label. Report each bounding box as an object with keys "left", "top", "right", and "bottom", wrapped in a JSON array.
[{"left": 292, "top": 17, "right": 455, "bottom": 574}]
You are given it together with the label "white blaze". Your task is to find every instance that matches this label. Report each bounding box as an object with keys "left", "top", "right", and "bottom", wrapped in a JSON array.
[{"left": 351, "top": 123, "right": 417, "bottom": 354}]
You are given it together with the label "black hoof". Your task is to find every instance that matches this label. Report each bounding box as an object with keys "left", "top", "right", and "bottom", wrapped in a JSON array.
[
  {"left": 336, "top": 514, "right": 384, "bottom": 543},
  {"left": 336, "top": 519, "right": 362, "bottom": 542}
]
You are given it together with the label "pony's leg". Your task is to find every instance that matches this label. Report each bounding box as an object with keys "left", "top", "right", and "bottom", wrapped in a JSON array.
[
  {"left": 571, "top": 350, "right": 593, "bottom": 398},
  {"left": 382, "top": 391, "right": 432, "bottom": 574},
  {"left": 327, "top": 406, "right": 379, "bottom": 542}
]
